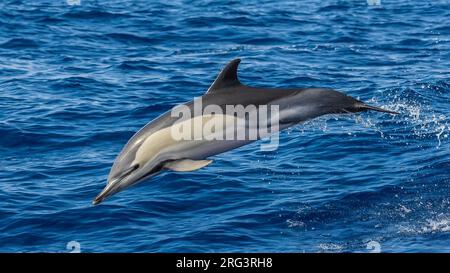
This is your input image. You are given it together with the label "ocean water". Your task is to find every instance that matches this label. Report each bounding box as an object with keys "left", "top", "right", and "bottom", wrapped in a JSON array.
[{"left": 0, "top": 0, "right": 449, "bottom": 253}]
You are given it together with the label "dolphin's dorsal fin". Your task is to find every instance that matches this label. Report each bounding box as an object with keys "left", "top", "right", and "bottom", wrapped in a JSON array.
[
  {"left": 206, "top": 58, "right": 241, "bottom": 93},
  {"left": 164, "top": 159, "right": 213, "bottom": 172}
]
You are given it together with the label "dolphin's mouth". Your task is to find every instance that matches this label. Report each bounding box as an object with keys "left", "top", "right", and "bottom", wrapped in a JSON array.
[
  {"left": 133, "top": 163, "right": 164, "bottom": 184},
  {"left": 92, "top": 182, "right": 117, "bottom": 205},
  {"left": 117, "top": 164, "right": 140, "bottom": 181},
  {"left": 92, "top": 164, "right": 139, "bottom": 205}
]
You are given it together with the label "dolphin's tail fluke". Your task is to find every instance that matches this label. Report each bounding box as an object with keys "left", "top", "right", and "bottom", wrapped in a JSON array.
[{"left": 357, "top": 103, "right": 399, "bottom": 115}]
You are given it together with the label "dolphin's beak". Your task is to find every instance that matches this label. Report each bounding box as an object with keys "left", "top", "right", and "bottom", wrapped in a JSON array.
[
  {"left": 92, "top": 196, "right": 103, "bottom": 206},
  {"left": 93, "top": 164, "right": 140, "bottom": 205},
  {"left": 92, "top": 179, "right": 120, "bottom": 205}
]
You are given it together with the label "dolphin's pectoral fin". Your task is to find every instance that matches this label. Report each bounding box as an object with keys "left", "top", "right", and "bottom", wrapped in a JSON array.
[
  {"left": 206, "top": 58, "right": 242, "bottom": 93},
  {"left": 163, "top": 159, "right": 213, "bottom": 172}
]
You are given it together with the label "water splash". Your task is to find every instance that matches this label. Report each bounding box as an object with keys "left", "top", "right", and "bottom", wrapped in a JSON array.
[
  {"left": 398, "top": 213, "right": 450, "bottom": 234},
  {"left": 292, "top": 85, "right": 449, "bottom": 149},
  {"left": 67, "top": 0, "right": 81, "bottom": 6},
  {"left": 286, "top": 219, "right": 305, "bottom": 228},
  {"left": 379, "top": 101, "right": 448, "bottom": 148},
  {"left": 317, "top": 243, "right": 343, "bottom": 253}
]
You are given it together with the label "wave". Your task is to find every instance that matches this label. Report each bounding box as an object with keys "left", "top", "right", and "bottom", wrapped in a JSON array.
[
  {"left": 0, "top": 38, "right": 39, "bottom": 49},
  {"left": 62, "top": 10, "right": 131, "bottom": 20},
  {"left": 103, "top": 33, "right": 159, "bottom": 45}
]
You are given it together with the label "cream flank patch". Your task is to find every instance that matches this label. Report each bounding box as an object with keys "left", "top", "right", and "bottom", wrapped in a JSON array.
[{"left": 132, "top": 114, "right": 239, "bottom": 166}]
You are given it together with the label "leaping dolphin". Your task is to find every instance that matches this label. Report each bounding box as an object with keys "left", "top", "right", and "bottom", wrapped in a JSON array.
[{"left": 93, "top": 58, "right": 398, "bottom": 205}]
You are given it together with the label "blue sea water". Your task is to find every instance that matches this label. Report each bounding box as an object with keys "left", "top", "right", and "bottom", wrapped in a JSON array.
[{"left": 0, "top": 0, "right": 449, "bottom": 253}]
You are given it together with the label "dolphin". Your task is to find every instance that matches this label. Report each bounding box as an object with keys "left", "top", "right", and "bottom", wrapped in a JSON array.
[{"left": 93, "top": 58, "right": 398, "bottom": 205}]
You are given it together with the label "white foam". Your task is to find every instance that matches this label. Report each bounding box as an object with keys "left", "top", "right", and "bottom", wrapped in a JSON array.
[
  {"left": 422, "top": 218, "right": 450, "bottom": 233},
  {"left": 377, "top": 96, "right": 449, "bottom": 148},
  {"left": 398, "top": 214, "right": 450, "bottom": 235},
  {"left": 66, "top": 0, "right": 81, "bottom": 6},
  {"left": 317, "top": 243, "right": 343, "bottom": 252},
  {"left": 286, "top": 219, "right": 305, "bottom": 228}
]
